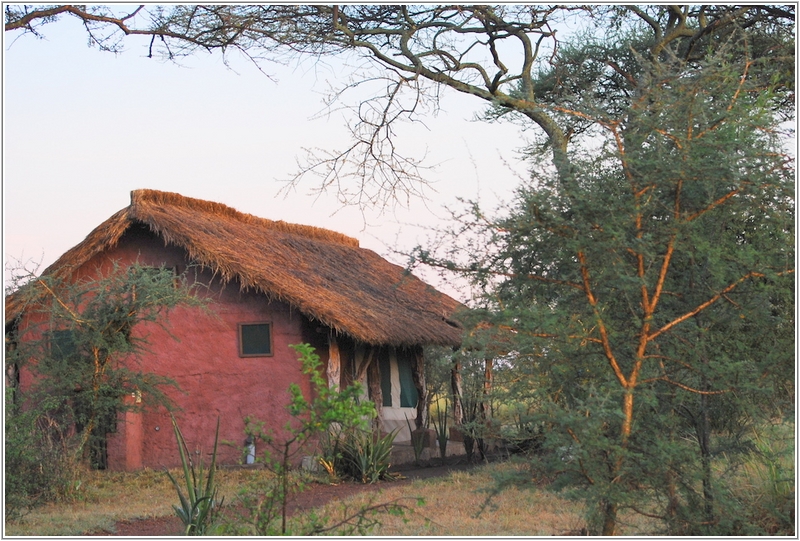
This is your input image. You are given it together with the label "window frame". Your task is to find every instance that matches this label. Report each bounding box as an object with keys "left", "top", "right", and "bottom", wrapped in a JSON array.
[{"left": 237, "top": 322, "right": 274, "bottom": 358}]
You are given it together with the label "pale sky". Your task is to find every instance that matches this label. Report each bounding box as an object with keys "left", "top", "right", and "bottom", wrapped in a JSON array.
[{"left": 3, "top": 16, "right": 531, "bottom": 301}]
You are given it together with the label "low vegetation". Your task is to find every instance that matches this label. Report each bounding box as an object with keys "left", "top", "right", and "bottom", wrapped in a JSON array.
[
  {"left": 6, "top": 425, "right": 793, "bottom": 537},
  {"left": 311, "top": 461, "right": 595, "bottom": 536},
  {"left": 3, "top": 462, "right": 579, "bottom": 536}
]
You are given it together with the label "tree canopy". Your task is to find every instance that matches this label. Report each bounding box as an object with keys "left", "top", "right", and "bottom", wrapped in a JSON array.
[
  {"left": 6, "top": 5, "right": 795, "bottom": 209},
  {"left": 412, "top": 7, "right": 794, "bottom": 535}
]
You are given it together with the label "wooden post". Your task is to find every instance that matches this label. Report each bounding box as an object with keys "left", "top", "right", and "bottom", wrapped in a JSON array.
[
  {"left": 367, "top": 352, "right": 383, "bottom": 433},
  {"left": 355, "top": 345, "right": 374, "bottom": 382},
  {"left": 451, "top": 357, "right": 464, "bottom": 428},
  {"left": 479, "top": 357, "right": 493, "bottom": 422},
  {"left": 327, "top": 332, "right": 341, "bottom": 392},
  {"left": 411, "top": 347, "right": 428, "bottom": 430}
]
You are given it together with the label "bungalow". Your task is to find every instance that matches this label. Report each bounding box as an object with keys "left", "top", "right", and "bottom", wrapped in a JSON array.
[{"left": 5, "top": 189, "right": 463, "bottom": 471}]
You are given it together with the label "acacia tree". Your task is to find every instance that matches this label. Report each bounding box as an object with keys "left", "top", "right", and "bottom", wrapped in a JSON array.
[
  {"left": 7, "top": 6, "right": 793, "bottom": 210},
  {"left": 417, "top": 24, "right": 794, "bottom": 536},
  {"left": 6, "top": 263, "right": 204, "bottom": 471}
]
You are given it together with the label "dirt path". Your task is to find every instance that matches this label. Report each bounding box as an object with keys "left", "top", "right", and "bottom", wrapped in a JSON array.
[{"left": 86, "top": 459, "right": 476, "bottom": 536}]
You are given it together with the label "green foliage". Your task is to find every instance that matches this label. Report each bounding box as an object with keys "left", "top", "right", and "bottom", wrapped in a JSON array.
[
  {"left": 422, "top": 346, "right": 454, "bottom": 400},
  {"left": 417, "top": 18, "right": 794, "bottom": 536},
  {"left": 228, "top": 343, "right": 400, "bottom": 535},
  {"left": 431, "top": 399, "right": 449, "bottom": 463},
  {"left": 453, "top": 351, "right": 495, "bottom": 462},
  {"left": 737, "top": 425, "right": 795, "bottom": 535},
  {"left": 333, "top": 426, "right": 399, "bottom": 484},
  {"left": 405, "top": 415, "right": 425, "bottom": 465},
  {"left": 164, "top": 415, "right": 224, "bottom": 535},
  {"left": 5, "top": 262, "right": 203, "bottom": 516},
  {"left": 8, "top": 262, "right": 204, "bottom": 467},
  {"left": 301, "top": 496, "right": 417, "bottom": 536},
  {"left": 4, "top": 390, "right": 82, "bottom": 520}
]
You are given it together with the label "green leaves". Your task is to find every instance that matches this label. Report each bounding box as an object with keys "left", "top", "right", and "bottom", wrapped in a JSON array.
[
  {"left": 334, "top": 427, "right": 399, "bottom": 484},
  {"left": 164, "top": 415, "right": 223, "bottom": 536},
  {"left": 287, "top": 343, "right": 377, "bottom": 433},
  {"left": 7, "top": 262, "right": 203, "bottom": 470},
  {"left": 235, "top": 344, "right": 392, "bottom": 535},
  {"left": 418, "top": 12, "right": 794, "bottom": 535}
]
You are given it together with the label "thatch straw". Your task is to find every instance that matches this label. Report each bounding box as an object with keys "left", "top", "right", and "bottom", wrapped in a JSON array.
[{"left": 6, "top": 190, "right": 463, "bottom": 347}]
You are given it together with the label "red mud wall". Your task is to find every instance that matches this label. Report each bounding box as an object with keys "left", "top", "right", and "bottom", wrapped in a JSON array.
[{"left": 26, "top": 226, "right": 330, "bottom": 471}]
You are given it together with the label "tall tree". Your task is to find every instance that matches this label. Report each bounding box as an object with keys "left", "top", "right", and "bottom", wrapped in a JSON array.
[{"left": 416, "top": 18, "right": 794, "bottom": 535}]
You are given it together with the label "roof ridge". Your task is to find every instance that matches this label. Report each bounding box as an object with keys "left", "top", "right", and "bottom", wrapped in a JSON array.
[{"left": 130, "top": 189, "right": 360, "bottom": 247}]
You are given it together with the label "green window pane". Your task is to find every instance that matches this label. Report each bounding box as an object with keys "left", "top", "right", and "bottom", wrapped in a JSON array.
[
  {"left": 51, "top": 329, "right": 78, "bottom": 360},
  {"left": 398, "top": 352, "right": 418, "bottom": 408},
  {"left": 239, "top": 323, "right": 272, "bottom": 356}
]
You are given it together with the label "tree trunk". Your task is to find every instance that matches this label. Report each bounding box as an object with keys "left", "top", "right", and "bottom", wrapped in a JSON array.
[
  {"left": 411, "top": 346, "right": 427, "bottom": 430},
  {"left": 479, "top": 357, "right": 493, "bottom": 423},
  {"left": 367, "top": 354, "right": 383, "bottom": 433},
  {"left": 327, "top": 332, "right": 341, "bottom": 392},
  {"left": 355, "top": 345, "right": 374, "bottom": 382},
  {"left": 602, "top": 501, "right": 618, "bottom": 536},
  {"left": 450, "top": 358, "right": 463, "bottom": 427},
  {"left": 699, "top": 372, "right": 714, "bottom": 527}
]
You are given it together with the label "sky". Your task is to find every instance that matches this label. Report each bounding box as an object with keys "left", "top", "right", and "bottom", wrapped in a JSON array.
[{"left": 3, "top": 15, "right": 532, "bottom": 302}]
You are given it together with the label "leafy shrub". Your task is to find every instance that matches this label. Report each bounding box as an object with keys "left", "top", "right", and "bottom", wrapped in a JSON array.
[
  {"left": 737, "top": 427, "right": 795, "bottom": 535},
  {"left": 405, "top": 415, "right": 426, "bottom": 465},
  {"left": 228, "top": 343, "right": 386, "bottom": 535},
  {"left": 502, "top": 419, "right": 545, "bottom": 456},
  {"left": 4, "top": 392, "right": 82, "bottom": 520}
]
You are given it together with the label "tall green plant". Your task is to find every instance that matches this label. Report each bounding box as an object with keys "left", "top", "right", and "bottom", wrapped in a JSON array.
[
  {"left": 337, "top": 427, "right": 399, "bottom": 484},
  {"left": 431, "top": 398, "right": 449, "bottom": 464},
  {"left": 165, "top": 415, "right": 223, "bottom": 536},
  {"left": 230, "top": 343, "right": 382, "bottom": 535},
  {"left": 405, "top": 414, "right": 425, "bottom": 465},
  {"left": 418, "top": 24, "right": 794, "bottom": 535}
]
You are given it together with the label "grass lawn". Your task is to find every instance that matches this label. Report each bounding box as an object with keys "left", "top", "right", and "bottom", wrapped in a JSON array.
[{"left": 5, "top": 467, "right": 181, "bottom": 536}]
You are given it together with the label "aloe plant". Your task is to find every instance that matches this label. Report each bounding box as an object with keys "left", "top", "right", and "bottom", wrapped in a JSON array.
[
  {"left": 405, "top": 414, "right": 426, "bottom": 465},
  {"left": 164, "top": 415, "right": 223, "bottom": 535},
  {"left": 431, "top": 398, "right": 449, "bottom": 464},
  {"left": 339, "top": 427, "right": 399, "bottom": 484}
]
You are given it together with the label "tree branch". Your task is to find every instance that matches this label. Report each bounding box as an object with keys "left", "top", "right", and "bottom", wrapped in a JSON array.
[
  {"left": 647, "top": 270, "right": 796, "bottom": 341},
  {"left": 578, "top": 251, "right": 628, "bottom": 387}
]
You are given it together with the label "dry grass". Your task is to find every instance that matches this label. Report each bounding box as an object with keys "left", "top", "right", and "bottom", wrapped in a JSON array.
[
  {"left": 308, "top": 461, "right": 589, "bottom": 536},
  {"left": 3, "top": 467, "right": 275, "bottom": 536},
  {"left": 6, "top": 462, "right": 589, "bottom": 537},
  {"left": 2, "top": 460, "right": 665, "bottom": 536},
  {"left": 5, "top": 468, "right": 174, "bottom": 536}
]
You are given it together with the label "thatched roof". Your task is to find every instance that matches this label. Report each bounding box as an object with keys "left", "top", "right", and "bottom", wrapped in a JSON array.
[{"left": 6, "top": 189, "right": 463, "bottom": 347}]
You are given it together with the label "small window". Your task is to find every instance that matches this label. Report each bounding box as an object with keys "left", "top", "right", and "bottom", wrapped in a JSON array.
[
  {"left": 49, "top": 329, "right": 81, "bottom": 362},
  {"left": 238, "top": 323, "right": 273, "bottom": 357}
]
